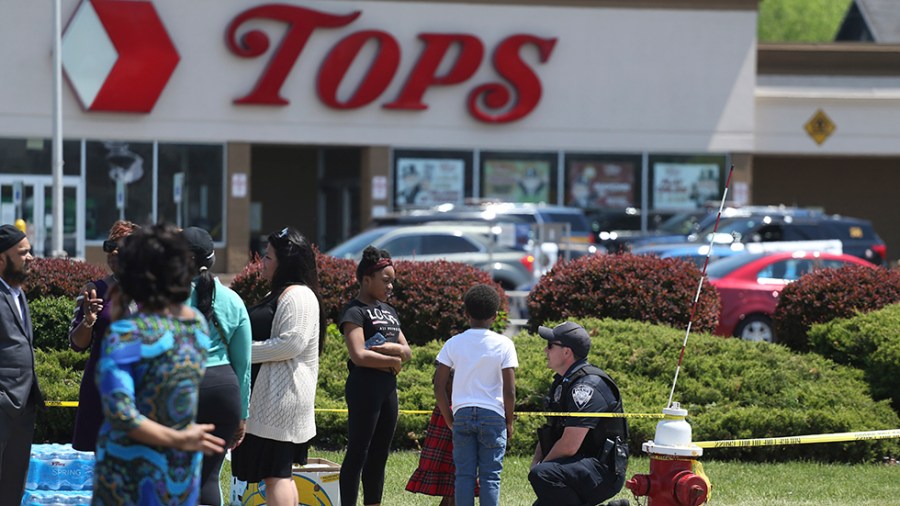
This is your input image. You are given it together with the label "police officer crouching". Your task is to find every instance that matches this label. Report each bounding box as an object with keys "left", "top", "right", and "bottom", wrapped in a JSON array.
[{"left": 529, "top": 322, "right": 630, "bottom": 506}]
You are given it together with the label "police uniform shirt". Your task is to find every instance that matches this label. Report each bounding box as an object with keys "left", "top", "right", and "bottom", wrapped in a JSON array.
[{"left": 550, "top": 361, "right": 618, "bottom": 430}]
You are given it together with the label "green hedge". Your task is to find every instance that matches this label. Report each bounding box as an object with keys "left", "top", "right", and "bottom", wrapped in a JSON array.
[
  {"left": 808, "top": 303, "right": 900, "bottom": 411},
  {"left": 30, "top": 296, "right": 74, "bottom": 351},
  {"left": 313, "top": 320, "right": 899, "bottom": 462},
  {"left": 35, "top": 319, "right": 899, "bottom": 462},
  {"left": 34, "top": 348, "right": 87, "bottom": 444}
]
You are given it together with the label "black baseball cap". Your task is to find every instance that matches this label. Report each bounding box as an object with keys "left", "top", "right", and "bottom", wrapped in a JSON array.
[
  {"left": 538, "top": 321, "right": 591, "bottom": 358},
  {"left": 181, "top": 227, "right": 215, "bottom": 264}
]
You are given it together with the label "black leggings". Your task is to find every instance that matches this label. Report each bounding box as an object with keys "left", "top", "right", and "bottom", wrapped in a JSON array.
[
  {"left": 196, "top": 364, "right": 241, "bottom": 506},
  {"left": 340, "top": 367, "right": 398, "bottom": 506}
]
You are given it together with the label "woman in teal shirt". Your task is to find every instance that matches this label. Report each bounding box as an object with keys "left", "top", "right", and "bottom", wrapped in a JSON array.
[{"left": 183, "top": 227, "right": 252, "bottom": 506}]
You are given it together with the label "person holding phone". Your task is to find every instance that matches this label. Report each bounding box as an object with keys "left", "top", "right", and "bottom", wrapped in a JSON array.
[
  {"left": 339, "top": 245, "right": 412, "bottom": 506},
  {"left": 92, "top": 223, "right": 224, "bottom": 504},
  {"left": 68, "top": 220, "right": 139, "bottom": 452}
]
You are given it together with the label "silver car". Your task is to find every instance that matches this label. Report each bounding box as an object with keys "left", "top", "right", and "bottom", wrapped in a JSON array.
[{"left": 326, "top": 224, "right": 535, "bottom": 289}]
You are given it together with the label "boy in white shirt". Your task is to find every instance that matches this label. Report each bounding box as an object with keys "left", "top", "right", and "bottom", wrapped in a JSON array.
[{"left": 434, "top": 284, "right": 518, "bottom": 506}]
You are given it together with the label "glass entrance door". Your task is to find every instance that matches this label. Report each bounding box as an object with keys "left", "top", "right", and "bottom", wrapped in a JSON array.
[{"left": 0, "top": 175, "right": 83, "bottom": 258}]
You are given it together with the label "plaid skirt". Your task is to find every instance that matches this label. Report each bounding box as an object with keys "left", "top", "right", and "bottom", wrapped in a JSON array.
[
  {"left": 407, "top": 405, "right": 480, "bottom": 497},
  {"left": 406, "top": 406, "right": 456, "bottom": 496}
]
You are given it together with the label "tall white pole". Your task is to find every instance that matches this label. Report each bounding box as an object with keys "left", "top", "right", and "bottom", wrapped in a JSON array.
[{"left": 51, "top": 0, "right": 65, "bottom": 257}]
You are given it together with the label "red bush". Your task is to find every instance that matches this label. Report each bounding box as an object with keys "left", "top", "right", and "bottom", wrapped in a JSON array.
[
  {"left": 25, "top": 258, "right": 109, "bottom": 300},
  {"left": 231, "top": 254, "right": 509, "bottom": 344},
  {"left": 229, "top": 251, "right": 358, "bottom": 326},
  {"left": 527, "top": 253, "right": 719, "bottom": 333},
  {"left": 774, "top": 265, "right": 900, "bottom": 351},
  {"left": 316, "top": 253, "right": 358, "bottom": 325},
  {"left": 390, "top": 260, "right": 509, "bottom": 346},
  {"left": 229, "top": 254, "right": 268, "bottom": 307}
]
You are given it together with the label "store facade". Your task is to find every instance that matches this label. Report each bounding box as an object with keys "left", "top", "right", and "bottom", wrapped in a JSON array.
[{"left": 1, "top": 0, "right": 896, "bottom": 270}]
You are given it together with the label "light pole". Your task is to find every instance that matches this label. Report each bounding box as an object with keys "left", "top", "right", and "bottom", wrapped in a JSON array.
[{"left": 51, "top": 0, "right": 66, "bottom": 258}]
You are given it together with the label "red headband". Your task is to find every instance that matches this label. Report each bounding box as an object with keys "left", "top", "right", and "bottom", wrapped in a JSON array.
[{"left": 365, "top": 258, "right": 393, "bottom": 276}]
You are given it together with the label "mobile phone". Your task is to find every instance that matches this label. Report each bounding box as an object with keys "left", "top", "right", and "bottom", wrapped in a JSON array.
[{"left": 364, "top": 332, "right": 386, "bottom": 349}]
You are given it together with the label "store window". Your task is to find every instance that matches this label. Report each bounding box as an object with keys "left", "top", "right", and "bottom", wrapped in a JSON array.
[
  {"left": 563, "top": 153, "right": 642, "bottom": 210},
  {"left": 83, "top": 141, "right": 225, "bottom": 241},
  {"left": 479, "top": 151, "right": 557, "bottom": 204},
  {"left": 392, "top": 149, "right": 473, "bottom": 209},
  {"left": 157, "top": 143, "right": 225, "bottom": 240},
  {"left": 85, "top": 141, "right": 154, "bottom": 240},
  {"left": 649, "top": 154, "right": 728, "bottom": 210},
  {"left": 0, "top": 137, "right": 81, "bottom": 176}
]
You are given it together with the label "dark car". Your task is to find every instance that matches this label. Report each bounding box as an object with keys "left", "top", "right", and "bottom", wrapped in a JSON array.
[
  {"left": 595, "top": 209, "right": 713, "bottom": 253},
  {"left": 326, "top": 223, "right": 535, "bottom": 289},
  {"left": 585, "top": 207, "right": 677, "bottom": 240},
  {"left": 604, "top": 206, "right": 887, "bottom": 266},
  {"left": 690, "top": 213, "right": 887, "bottom": 266}
]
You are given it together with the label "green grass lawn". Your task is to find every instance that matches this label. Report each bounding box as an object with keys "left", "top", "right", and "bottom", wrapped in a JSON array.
[{"left": 224, "top": 449, "right": 899, "bottom": 505}]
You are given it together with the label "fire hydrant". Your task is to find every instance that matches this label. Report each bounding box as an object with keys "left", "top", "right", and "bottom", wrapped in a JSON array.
[{"left": 625, "top": 403, "right": 710, "bottom": 506}]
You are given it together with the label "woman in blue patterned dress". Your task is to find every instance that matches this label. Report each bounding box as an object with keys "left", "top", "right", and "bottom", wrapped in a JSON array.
[{"left": 92, "top": 224, "right": 226, "bottom": 505}]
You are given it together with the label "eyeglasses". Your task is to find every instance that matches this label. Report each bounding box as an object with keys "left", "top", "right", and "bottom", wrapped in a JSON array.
[
  {"left": 545, "top": 341, "right": 565, "bottom": 350},
  {"left": 102, "top": 239, "right": 118, "bottom": 253}
]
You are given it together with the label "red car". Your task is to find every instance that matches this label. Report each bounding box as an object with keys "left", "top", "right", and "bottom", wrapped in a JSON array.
[{"left": 706, "top": 251, "right": 875, "bottom": 342}]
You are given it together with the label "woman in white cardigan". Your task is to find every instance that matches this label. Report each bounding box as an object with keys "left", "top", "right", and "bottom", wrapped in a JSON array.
[{"left": 231, "top": 227, "right": 326, "bottom": 506}]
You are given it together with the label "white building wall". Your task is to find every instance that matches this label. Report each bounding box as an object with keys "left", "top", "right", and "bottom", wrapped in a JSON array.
[
  {"left": 0, "top": 0, "right": 756, "bottom": 153},
  {"left": 756, "top": 75, "right": 900, "bottom": 155}
]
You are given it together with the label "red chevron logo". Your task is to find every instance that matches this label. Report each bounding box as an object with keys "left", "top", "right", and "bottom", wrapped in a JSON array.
[{"left": 62, "top": 0, "right": 179, "bottom": 113}]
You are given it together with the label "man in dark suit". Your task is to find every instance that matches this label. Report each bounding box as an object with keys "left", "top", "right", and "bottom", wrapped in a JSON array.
[{"left": 0, "top": 224, "right": 41, "bottom": 503}]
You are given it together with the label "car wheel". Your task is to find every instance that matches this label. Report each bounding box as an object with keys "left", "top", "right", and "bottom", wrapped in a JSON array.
[{"left": 735, "top": 315, "right": 774, "bottom": 343}]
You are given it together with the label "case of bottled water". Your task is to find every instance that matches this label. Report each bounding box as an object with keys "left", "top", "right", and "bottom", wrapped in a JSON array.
[{"left": 25, "top": 444, "right": 94, "bottom": 492}]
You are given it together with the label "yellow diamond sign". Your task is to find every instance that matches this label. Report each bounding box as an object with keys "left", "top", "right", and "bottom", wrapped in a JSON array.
[{"left": 805, "top": 109, "right": 836, "bottom": 145}]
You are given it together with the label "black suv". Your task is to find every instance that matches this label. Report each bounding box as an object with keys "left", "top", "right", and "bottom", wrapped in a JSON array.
[
  {"left": 602, "top": 206, "right": 887, "bottom": 266},
  {"left": 690, "top": 212, "right": 887, "bottom": 266}
]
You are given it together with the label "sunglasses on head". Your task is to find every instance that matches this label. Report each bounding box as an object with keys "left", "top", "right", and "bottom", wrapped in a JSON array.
[
  {"left": 102, "top": 239, "right": 119, "bottom": 253},
  {"left": 277, "top": 227, "right": 290, "bottom": 238}
]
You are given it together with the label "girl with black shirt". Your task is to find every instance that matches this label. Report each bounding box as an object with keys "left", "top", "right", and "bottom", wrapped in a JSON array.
[{"left": 339, "top": 246, "right": 412, "bottom": 506}]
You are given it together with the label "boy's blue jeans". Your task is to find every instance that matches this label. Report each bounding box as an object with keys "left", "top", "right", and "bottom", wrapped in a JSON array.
[{"left": 452, "top": 406, "right": 507, "bottom": 506}]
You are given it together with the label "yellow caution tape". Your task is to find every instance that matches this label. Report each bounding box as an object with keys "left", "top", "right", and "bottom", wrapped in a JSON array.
[
  {"left": 694, "top": 429, "right": 900, "bottom": 448},
  {"left": 44, "top": 402, "right": 665, "bottom": 419},
  {"left": 41, "top": 401, "right": 900, "bottom": 449},
  {"left": 43, "top": 401, "right": 79, "bottom": 408},
  {"left": 517, "top": 411, "right": 667, "bottom": 419},
  {"left": 693, "top": 460, "right": 713, "bottom": 501},
  {"left": 317, "top": 408, "right": 667, "bottom": 419}
]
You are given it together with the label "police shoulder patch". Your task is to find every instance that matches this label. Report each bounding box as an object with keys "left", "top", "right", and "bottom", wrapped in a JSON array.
[{"left": 571, "top": 383, "right": 594, "bottom": 409}]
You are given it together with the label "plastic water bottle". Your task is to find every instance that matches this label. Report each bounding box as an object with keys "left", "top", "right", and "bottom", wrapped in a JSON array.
[{"left": 21, "top": 489, "right": 92, "bottom": 505}]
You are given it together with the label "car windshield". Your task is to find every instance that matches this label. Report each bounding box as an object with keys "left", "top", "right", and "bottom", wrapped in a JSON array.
[
  {"left": 658, "top": 211, "right": 710, "bottom": 234},
  {"left": 698, "top": 217, "right": 764, "bottom": 239},
  {"left": 705, "top": 252, "right": 766, "bottom": 279},
  {"left": 327, "top": 228, "right": 392, "bottom": 259},
  {"left": 539, "top": 211, "right": 590, "bottom": 234}
]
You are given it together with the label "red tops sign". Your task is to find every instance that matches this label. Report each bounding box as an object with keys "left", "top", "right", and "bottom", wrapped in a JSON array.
[{"left": 225, "top": 4, "right": 557, "bottom": 123}]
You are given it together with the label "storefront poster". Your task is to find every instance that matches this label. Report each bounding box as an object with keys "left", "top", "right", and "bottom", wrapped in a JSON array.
[
  {"left": 482, "top": 159, "right": 550, "bottom": 203},
  {"left": 395, "top": 158, "right": 465, "bottom": 207},
  {"left": 566, "top": 161, "right": 635, "bottom": 209},
  {"left": 653, "top": 163, "right": 720, "bottom": 209}
]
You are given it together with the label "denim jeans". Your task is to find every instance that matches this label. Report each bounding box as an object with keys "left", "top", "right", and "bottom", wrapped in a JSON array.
[{"left": 452, "top": 407, "right": 507, "bottom": 506}]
